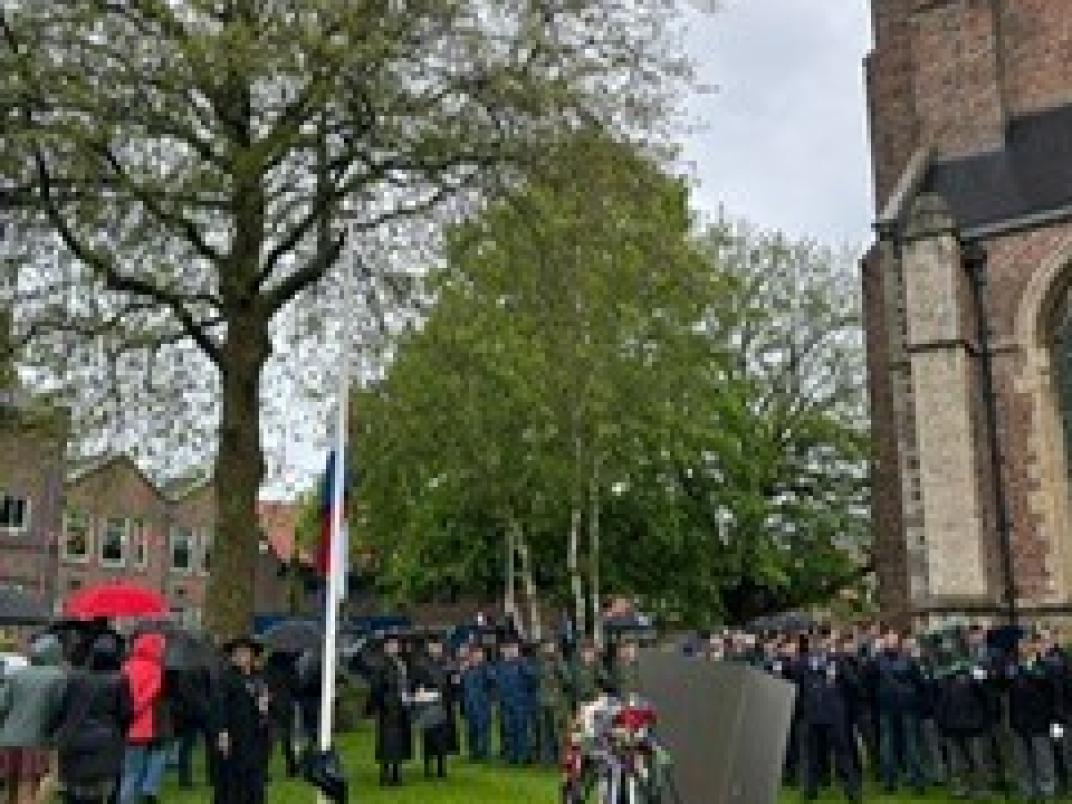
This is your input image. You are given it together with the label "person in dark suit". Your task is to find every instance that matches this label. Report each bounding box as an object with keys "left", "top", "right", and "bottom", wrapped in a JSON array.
[
  {"left": 211, "top": 637, "right": 272, "bottom": 804},
  {"left": 797, "top": 635, "right": 863, "bottom": 804},
  {"left": 411, "top": 635, "right": 459, "bottom": 779},
  {"left": 369, "top": 634, "right": 412, "bottom": 786}
]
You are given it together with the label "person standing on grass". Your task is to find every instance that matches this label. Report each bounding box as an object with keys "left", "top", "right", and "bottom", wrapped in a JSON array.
[
  {"left": 412, "top": 635, "right": 459, "bottom": 780},
  {"left": 118, "top": 634, "right": 171, "bottom": 804},
  {"left": 533, "top": 639, "right": 569, "bottom": 767},
  {"left": 495, "top": 637, "right": 536, "bottom": 766},
  {"left": 212, "top": 637, "right": 272, "bottom": 804},
  {"left": 55, "top": 635, "right": 131, "bottom": 804},
  {"left": 1006, "top": 634, "right": 1060, "bottom": 801},
  {"left": 0, "top": 634, "right": 66, "bottom": 804},
  {"left": 369, "top": 634, "right": 413, "bottom": 787},
  {"left": 461, "top": 646, "right": 494, "bottom": 762}
]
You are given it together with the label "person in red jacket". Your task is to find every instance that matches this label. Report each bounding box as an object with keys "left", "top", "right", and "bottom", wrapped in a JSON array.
[{"left": 118, "top": 634, "right": 171, "bottom": 804}]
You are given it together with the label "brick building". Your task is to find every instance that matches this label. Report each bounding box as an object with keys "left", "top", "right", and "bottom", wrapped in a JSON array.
[
  {"left": 864, "top": 0, "right": 1072, "bottom": 624},
  {"left": 57, "top": 459, "right": 302, "bottom": 626},
  {"left": 0, "top": 397, "right": 66, "bottom": 613}
]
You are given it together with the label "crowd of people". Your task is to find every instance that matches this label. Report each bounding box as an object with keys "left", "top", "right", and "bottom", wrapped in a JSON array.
[
  {"left": 0, "top": 625, "right": 276, "bottom": 804},
  {"left": 350, "top": 629, "right": 642, "bottom": 788},
  {"left": 8, "top": 614, "right": 1071, "bottom": 803},
  {"left": 699, "top": 620, "right": 1072, "bottom": 803}
]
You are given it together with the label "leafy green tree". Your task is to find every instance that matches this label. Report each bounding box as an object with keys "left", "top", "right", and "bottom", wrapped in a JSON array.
[
  {"left": 357, "top": 132, "right": 722, "bottom": 639},
  {"left": 0, "top": 1, "right": 684, "bottom": 636}
]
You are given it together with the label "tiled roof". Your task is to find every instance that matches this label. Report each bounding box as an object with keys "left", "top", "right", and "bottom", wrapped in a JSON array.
[{"left": 923, "top": 103, "right": 1072, "bottom": 236}]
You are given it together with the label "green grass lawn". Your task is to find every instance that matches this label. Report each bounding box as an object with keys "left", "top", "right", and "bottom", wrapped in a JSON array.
[
  {"left": 158, "top": 724, "right": 987, "bottom": 802},
  {"left": 162, "top": 723, "right": 559, "bottom": 803}
]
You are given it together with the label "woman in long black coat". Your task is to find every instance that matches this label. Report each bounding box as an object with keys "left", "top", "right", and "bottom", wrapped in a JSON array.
[
  {"left": 412, "top": 636, "right": 460, "bottom": 779},
  {"left": 370, "top": 636, "right": 412, "bottom": 787},
  {"left": 55, "top": 635, "right": 131, "bottom": 804},
  {"left": 212, "top": 638, "right": 273, "bottom": 804}
]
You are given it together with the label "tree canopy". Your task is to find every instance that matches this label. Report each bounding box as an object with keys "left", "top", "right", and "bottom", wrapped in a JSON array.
[
  {"left": 353, "top": 135, "right": 870, "bottom": 631},
  {"left": 0, "top": 0, "right": 686, "bottom": 636}
]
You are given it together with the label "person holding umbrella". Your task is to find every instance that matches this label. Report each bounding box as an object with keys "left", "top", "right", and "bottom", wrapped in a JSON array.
[{"left": 212, "top": 636, "right": 272, "bottom": 804}]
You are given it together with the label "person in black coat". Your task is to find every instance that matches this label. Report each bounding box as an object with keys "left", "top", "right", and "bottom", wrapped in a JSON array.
[
  {"left": 874, "top": 629, "right": 926, "bottom": 794},
  {"left": 411, "top": 635, "right": 459, "bottom": 779},
  {"left": 370, "top": 635, "right": 413, "bottom": 787},
  {"left": 212, "top": 637, "right": 273, "bottom": 804},
  {"left": 796, "top": 635, "right": 862, "bottom": 804},
  {"left": 171, "top": 662, "right": 214, "bottom": 789},
  {"left": 767, "top": 635, "right": 803, "bottom": 787},
  {"left": 261, "top": 651, "right": 300, "bottom": 778},
  {"left": 1006, "top": 634, "right": 1059, "bottom": 800},
  {"left": 55, "top": 635, "right": 131, "bottom": 804},
  {"left": 935, "top": 633, "right": 999, "bottom": 799}
]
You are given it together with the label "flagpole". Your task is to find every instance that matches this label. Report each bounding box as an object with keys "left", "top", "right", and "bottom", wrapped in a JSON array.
[{"left": 318, "top": 233, "right": 352, "bottom": 771}]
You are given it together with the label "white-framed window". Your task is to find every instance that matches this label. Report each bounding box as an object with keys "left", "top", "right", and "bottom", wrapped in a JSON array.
[
  {"left": 62, "top": 509, "right": 92, "bottom": 562},
  {"left": 99, "top": 517, "right": 128, "bottom": 567},
  {"left": 0, "top": 494, "right": 30, "bottom": 534},
  {"left": 131, "top": 519, "right": 149, "bottom": 571},
  {"left": 170, "top": 526, "right": 193, "bottom": 573},
  {"left": 198, "top": 528, "right": 213, "bottom": 575}
]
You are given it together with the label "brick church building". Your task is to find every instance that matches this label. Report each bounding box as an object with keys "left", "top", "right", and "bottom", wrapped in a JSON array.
[{"left": 864, "top": 1, "right": 1072, "bottom": 624}]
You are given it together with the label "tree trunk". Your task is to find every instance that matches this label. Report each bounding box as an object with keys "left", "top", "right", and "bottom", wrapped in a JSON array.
[
  {"left": 568, "top": 505, "right": 585, "bottom": 639},
  {"left": 515, "top": 523, "right": 541, "bottom": 642},
  {"left": 505, "top": 519, "right": 518, "bottom": 636},
  {"left": 204, "top": 317, "right": 270, "bottom": 639},
  {"left": 589, "top": 459, "right": 603, "bottom": 650}
]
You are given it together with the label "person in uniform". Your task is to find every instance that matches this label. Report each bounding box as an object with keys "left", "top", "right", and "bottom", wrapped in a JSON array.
[
  {"left": 934, "top": 628, "right": 999, "bottom": 799},
  {"left": 369, "top": 634, "right": 413, "bottom": 786},
  {"left": 797, "top": 636, "right": 863, "bottom": 803},
  {"left": 534, "top": 639, "right": 569, "bottom": 767},
  {"left": 569, "top": 640, "right": 603, "bottom": 715},
  {"left": 411, "top": 635, "right": 459, "bottom": 780},
  {"left": 1006, "top": 633, "right": 1059, "bottom": 801},
  {"left": 610, "top": 637, "right": 642, "bottom": 699},
  {"left": 461, "top": 645, "right": 494, "bottom": 761},
  {"left": 494, "top": 637, "right": 535, "bottom": 765},
  {"left": 212, "top": 636, "right": 272, "bottom": 804},
  {"left": 875, "top": 629, "right": 926, "bottom": 794}
]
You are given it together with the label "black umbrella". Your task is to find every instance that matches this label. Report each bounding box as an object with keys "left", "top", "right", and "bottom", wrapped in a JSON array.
[
  {"left": 263, "top": 620, "right": 323, "bottom": 654},
  {"left": 130, "top": 621, "right": 216, "bottom": 670}
]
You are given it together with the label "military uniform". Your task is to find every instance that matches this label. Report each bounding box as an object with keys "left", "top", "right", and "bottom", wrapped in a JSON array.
[
  {"left": 495, "top": 647, "right": 536, "bottom": 765},
  {"left": 461, "top": 658, "right": 494, "bottom": 761},
  {"left": 534, "top": 649, "right": 570, "bottom": 766},
  {"left": 796, "top": 651, "right": 862, "bottom": 804},
  {"left": 934, "top": 654, "right": 999, "bottom": 798},
  {"left": 1006, "top": 655, "right": 1059, "bottom": 800},
  {"left": 875, "top": 647, "right": 926, "bottom": 793}
]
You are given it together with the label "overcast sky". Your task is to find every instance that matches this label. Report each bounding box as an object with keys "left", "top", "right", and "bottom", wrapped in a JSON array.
[
  {"left": 266, "top": 1, "right": 880, "bottom": 495},
  {"left": 680, "top": 0, "right": 875, "bottom": 247}
]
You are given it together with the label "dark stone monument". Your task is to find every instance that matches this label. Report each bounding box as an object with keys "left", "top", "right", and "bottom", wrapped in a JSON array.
[{"left": 637, "top": 650, "right": 795, "bottom": 804}]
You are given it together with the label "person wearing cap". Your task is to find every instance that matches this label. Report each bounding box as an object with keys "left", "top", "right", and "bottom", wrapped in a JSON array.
[
  {"left": 212, "top": 637, "right": 272, "bottom": 804},
  {"left": 369, "top": 633, "right": 413, "bottom": 786}
]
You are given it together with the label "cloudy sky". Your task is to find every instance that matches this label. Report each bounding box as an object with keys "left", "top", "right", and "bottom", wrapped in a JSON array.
[
  {"left": 266, "top": 1, "right": 880, "bottom": 494},
  {"left": 680, "top": 0, "right": 875, "bottom": 247}
]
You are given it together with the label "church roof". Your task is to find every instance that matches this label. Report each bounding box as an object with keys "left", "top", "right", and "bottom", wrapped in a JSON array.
[{"left": 923, "top": 103, "right": 1072, "bottom": 238}]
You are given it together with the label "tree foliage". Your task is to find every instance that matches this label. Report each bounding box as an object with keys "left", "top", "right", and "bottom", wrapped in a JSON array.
[
  {"left": 354, "top": 153, "right": 870, "bottom": 627},
  {"left": 0, "top": 0, "right": 685, "bottom": 636}
]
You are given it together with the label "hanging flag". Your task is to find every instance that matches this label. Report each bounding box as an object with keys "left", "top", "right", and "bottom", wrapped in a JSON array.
[{"left": 314, "top": 450, "right": 345, "bottom": 578}]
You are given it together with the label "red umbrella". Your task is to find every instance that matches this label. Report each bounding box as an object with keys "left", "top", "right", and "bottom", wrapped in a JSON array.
[{"left": 64, "top": 582, "right": 168, "bottom": 620}]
